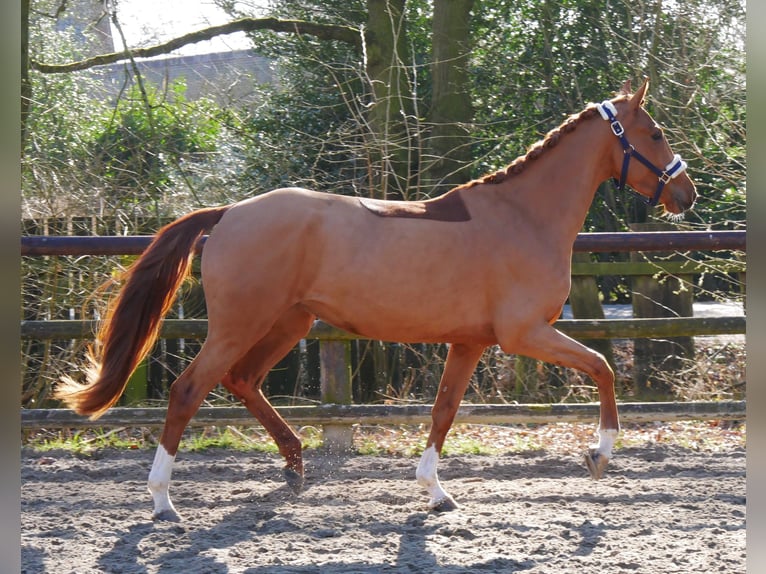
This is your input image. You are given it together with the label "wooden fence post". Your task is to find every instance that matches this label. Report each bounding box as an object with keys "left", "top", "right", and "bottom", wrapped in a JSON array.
[
  {"left": 629, "top": 222, "right": 695, "bottom": 399},
  {"left": 319, "top": 339, "right": 354, "bottom": 451},
  {"left": 569, "top": 251, "right": 617, "bottom": 381}
]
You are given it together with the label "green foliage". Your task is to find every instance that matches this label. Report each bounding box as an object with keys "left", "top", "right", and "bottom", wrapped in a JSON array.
[
  {"left": 469, "top": 0, "right": 745, "bottom": 231},
  {"left": 470, "top": 1, "right": 632, "bottom": 171},
  {"left": 24, "top": 8, "right": 227, "bottom": 217},
  {"left": 217, "top": 0, "right": 745, "bottom": 230},
  {"left": 223, "top": 71, "right": 366, "bottom": 196},
  {"left": 25, "top": 0, "right": 746, "bottom": 222},
  {"left": 85, "top": 80, "right": 221, "bottom": 203},
  {"left": 215, "top": 0, "right": 368, "bottom": 197}
]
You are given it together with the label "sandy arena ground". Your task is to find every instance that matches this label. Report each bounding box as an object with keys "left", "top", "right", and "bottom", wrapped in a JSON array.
[{"left": 21, "top": 439, "right": 745, "bottom": 573}]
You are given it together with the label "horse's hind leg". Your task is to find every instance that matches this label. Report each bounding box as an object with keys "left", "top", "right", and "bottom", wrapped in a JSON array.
[
  {"left": 220, "top": 306, "right": 315, "bottom": 493},
  {"left": 504, "top": 323, "right": 618, "bottom": 479},
  {"left": 148, "top": 337, "right": 263, "bottom": 522},
  {"left": 416, "top": 343, "right": 484, "bottom": 512}
]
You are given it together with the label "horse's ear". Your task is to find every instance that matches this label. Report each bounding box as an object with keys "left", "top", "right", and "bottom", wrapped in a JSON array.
[
  {"left": 619, "top": 79, "right": 632, "bottom": 96},
  {"left": 629, "top": 77, "right": 650, "bottom": 109}
]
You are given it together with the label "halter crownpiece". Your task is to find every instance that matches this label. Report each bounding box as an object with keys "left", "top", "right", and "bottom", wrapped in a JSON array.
[
  {"left": 596, "top": 99, "right": 687, "bottom": 206},
  {"left": 596, "top": 100, "right": 618, "bottom": 121}
]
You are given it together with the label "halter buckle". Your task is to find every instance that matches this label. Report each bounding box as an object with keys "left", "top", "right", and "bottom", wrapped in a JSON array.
[{"left": 610, "top": 120, "right": 625, "bottom": 138}]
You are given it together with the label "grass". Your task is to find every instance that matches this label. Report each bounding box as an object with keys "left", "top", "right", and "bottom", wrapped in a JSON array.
[
  {"left": 24, "top": 426, "right": 260, "bottom": 455},
  {"left": 22, "top": 419, "right": 745, "bottom": 458},
  {"left": 27, "top": 427, "right": 149, "bottom": 453}
]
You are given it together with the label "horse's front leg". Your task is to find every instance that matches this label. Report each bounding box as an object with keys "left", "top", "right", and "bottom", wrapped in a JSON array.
[
  {"left": 416, "top": 343, "right": 485, "bottom": 511},
  {"left": 503, "top": 322, "right": 618, "bottom": 479}
]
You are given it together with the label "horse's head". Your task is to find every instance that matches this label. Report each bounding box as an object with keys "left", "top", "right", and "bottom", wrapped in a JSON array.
[{"left": 601, "top": 78, "right": 697, "bottom": 216}]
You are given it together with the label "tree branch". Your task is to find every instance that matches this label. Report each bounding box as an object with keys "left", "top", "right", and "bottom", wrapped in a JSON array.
[{"left": 31, "top": 17, "right": 363, "bottom": 74}]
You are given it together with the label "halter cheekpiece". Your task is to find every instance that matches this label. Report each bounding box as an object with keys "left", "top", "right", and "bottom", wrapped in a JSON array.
[{"left": 596, "top": 100, "right": 687, "bottom": 207}]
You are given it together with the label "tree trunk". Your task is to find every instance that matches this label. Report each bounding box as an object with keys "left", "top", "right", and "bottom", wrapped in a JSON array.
[
  {"left": 365, "top": 0, "right": 414, "bottom": 199},
  {"left": 424, "top": 0, "right": 474, "bottom": 196}
]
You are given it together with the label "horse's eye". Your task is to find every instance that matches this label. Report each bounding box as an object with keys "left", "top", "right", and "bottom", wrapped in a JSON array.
[{"left": 651, "top": 130, "right": 663, "bottom": 141}]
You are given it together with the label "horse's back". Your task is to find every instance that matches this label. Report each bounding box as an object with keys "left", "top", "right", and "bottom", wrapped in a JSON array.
[{"left": 196, "top": 186, "right": 564, "bottom": 344}]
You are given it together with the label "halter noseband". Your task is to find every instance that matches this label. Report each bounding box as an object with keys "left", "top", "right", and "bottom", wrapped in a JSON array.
[{"left": 596, "top": 100, "right": 687, "bottom": 207}]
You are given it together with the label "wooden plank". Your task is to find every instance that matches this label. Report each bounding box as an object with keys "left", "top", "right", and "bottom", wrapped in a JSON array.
[
  {"left": 570, "top": 260, "right": 746, "bottom": 276},
  {"left": 573, "top": 231, "right": 745, "bottom": 252},
  {"left": 21, "top": 235, "right": 159, "bottom": 256},
  {"left": 20, "top": 400, "right": 746, "bottom": 429},
  {"left": 558, "top": 316, "right": 744, "bottom": 338},
  {"left": 20, "top": 316, "right": 746, "bottom": 341}
]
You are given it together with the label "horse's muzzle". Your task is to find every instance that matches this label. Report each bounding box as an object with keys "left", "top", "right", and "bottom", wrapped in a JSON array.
[{"left": 665, "top": 181, "right": 698, "bottom": 214}]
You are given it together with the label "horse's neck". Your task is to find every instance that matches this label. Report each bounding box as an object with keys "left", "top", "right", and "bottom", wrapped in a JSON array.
[{"left": 500, "top": 118, "right": 612, "bottom": 246}]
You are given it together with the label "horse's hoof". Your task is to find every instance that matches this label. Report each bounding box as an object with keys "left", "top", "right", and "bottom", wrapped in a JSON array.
[
  {"left": 583, "top": 448, "right": 610, "bottom": 480},
  {"left": 429, "top": 495, "right": 459, "bottom": 513},
  {"left": 284, "top": 467, "right": 305, "bottom": 494},
  {"left": 152, "top": 508, "right": 182, "bottom": 523}
]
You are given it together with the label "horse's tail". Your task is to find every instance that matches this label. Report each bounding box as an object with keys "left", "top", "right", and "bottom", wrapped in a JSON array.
[{"left": 55, "top": 206, "right": 231, "bottom": 420}]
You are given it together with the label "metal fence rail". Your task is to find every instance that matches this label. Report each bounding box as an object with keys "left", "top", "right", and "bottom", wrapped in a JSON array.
[{"left": 20, "top": 230, "right": 746, "bottom": 256}]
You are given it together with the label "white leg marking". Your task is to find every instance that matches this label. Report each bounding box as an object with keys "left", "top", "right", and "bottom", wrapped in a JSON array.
[
  {"left": 147, "top": 445, "right": 180, "bottom": 520},
  {"left": 595, "top": 428, "right": 618, "bottom": 459},
  {"left": 416, "top": 445, "right": 456, "bottom": 510}
]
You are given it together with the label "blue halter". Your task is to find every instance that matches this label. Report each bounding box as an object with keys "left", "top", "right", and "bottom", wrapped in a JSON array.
[{"left": 596, "top": 100, "right": 687, "bottom": 207}]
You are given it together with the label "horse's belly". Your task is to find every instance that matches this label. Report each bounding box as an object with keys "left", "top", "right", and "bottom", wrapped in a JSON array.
[{"left": 301, "top": 296, "right": 497, "bottom": 345}]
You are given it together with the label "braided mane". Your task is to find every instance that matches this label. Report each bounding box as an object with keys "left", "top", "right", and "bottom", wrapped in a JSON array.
[{"left": 457, "top": 96, "right": 628, "bottom": 191}]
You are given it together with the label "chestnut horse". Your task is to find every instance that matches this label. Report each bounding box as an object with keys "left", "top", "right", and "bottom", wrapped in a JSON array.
[{"left": 56, "top": 78, "right": 697, "bottom": 521}]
